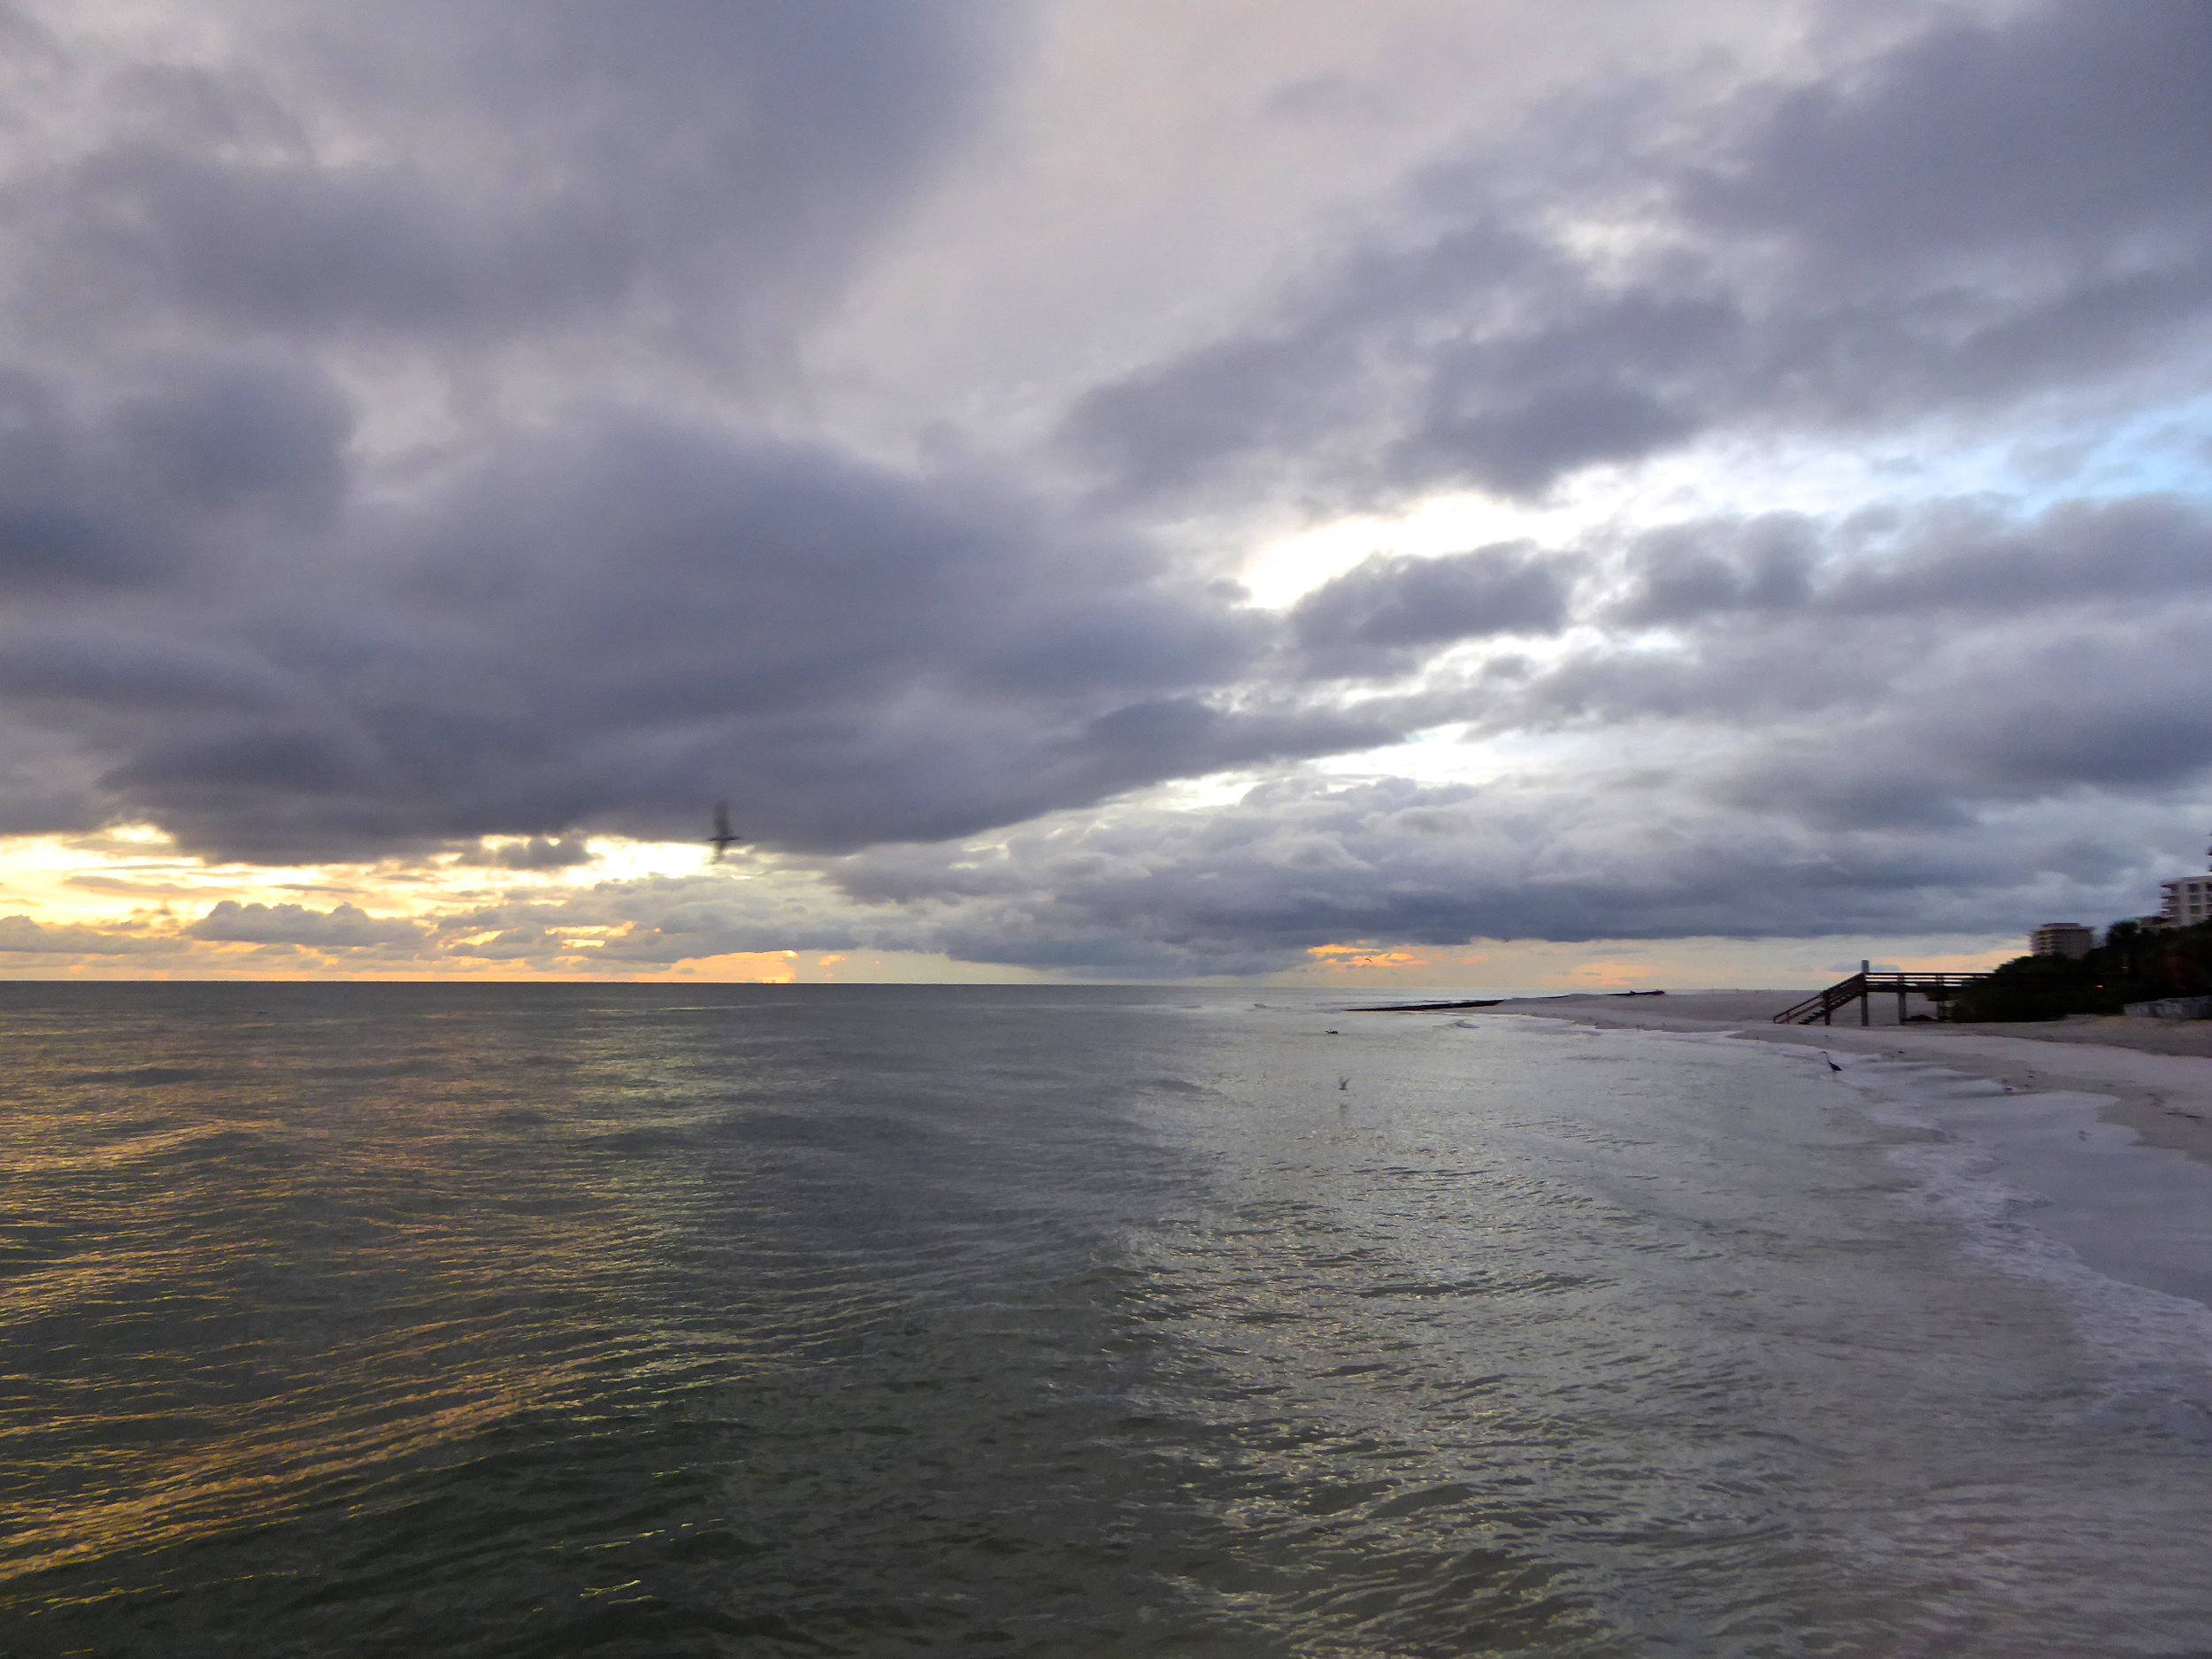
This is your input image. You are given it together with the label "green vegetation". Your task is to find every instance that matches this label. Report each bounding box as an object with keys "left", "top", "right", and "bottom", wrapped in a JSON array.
[{"left": 1949, "top": 919, "right": 2212, "bottom": 1022}]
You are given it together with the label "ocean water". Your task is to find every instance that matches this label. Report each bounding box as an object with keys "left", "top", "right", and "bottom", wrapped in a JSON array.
[{"left": 5, "top": 983, "right": 2212, "bottom": 1657}]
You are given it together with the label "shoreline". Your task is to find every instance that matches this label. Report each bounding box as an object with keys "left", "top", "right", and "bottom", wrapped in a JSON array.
[{"left": 1481, "top": 992, "right": 2212, "bottom": 1168}]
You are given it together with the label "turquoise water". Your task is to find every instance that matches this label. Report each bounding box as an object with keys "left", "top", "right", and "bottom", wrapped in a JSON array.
[{"left": 4, "top": 984, "right": 2209, "bottom": 1655}]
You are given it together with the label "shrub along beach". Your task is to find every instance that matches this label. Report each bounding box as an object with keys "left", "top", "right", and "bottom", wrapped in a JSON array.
[{"left": 1950, "top": 919, "right": 2212, "bottom": 1023}]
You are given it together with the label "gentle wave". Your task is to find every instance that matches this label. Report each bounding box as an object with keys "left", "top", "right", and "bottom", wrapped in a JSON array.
[{"left": 4, "top": 986, "right": 2212, "bottom": 1655}]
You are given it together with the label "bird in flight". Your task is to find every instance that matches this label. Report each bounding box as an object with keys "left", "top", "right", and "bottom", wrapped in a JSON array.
[{"left": 708, "top": 800, "right": 743, "bottom": 862}]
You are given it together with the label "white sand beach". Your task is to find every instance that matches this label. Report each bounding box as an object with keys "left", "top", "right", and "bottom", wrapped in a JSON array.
[{"left": 1494, "top": 991, "right": 2212, "bottom": 1166}]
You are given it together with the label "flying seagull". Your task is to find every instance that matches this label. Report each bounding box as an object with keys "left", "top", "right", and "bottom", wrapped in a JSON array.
[{"left": 708, "top": 800, "right": 743, "bottom": 862}]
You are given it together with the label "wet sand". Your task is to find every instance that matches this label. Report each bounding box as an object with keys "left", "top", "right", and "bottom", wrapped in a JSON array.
[{"left": 1489, "top": 991, "right": 2212, "bottom": 1166}]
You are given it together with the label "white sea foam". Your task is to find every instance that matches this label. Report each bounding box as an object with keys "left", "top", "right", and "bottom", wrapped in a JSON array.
[{"left": 1818, "top": 1049, "right": 2212, "bottom": 1427}]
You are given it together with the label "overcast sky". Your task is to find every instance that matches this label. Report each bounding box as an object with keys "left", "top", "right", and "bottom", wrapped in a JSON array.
[{"left": 1, "top": 0, "right": 2207, "bottom": 984}]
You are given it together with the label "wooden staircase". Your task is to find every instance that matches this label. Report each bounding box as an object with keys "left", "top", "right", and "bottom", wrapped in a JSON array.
[{"left": 1772, "top": 971, "right": 1989, "bottom": 1025}]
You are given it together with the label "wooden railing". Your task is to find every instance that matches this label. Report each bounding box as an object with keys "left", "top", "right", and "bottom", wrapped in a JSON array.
[{"left": 1772, "top": 972, "right": 1989, "bottom": 1025}]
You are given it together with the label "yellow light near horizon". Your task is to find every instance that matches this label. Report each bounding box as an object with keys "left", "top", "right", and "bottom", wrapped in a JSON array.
[
  {"left": 0, "top": 825, "right": 2032, "bottom": 989},
  {"left": 1273, "top": 934, "right": 2030, "bottom": 994},
  {"left": 0, "top": 830, "right": 307, "bottom": 927},
  {"left": 641, "top": 949, "right": 801, "bottom": 984},
  {"left": 591, "top": 837, "right": 740, "bottom": 881}
]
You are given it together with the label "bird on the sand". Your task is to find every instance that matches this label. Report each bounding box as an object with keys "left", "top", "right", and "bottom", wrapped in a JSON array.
[
  {"left": 1822, "top": 1053, "right": 1842, "bottom": 1072},
  {"left": 708, "top": 800, "right": 743, "bottom": 862}
]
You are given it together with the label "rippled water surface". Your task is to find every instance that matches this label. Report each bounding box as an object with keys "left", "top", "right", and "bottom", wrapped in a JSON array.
[{"left": 5, "top": 983, "right": 2212, "bottom": 1656}]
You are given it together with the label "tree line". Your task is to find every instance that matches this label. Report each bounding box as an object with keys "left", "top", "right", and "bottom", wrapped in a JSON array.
[{"left": 1949, "top": 918, "right": 2212, "bottom": 1021}]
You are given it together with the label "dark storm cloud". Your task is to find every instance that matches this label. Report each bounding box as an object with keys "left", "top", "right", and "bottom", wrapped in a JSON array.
[
  {"left": 0, "top": 629, "right": 291, "bottom": 711},
  {"left": 1692, "top": 624, "right": 2212, "bottom": 833},
  {"left": 1686, "top": 4, "right": 2212, "bottom": 272},
  {"left": 0, "top": 2, "right": 1425, "bottom": 868},
  {"left": 1289, "top": 541, "right": 1576, "bottom": 676},
  {"left": 1478, "top": 496, "right": 2212, "bottom": 838},
  {"left": 1608, "top": 516, "right": 1820, "bottom": 626},
  {"left": 0, "top": 360, "right": 349, "bottom": 594},
  {"left": 0, "top": 2, "right": 1407, "bottom": 863},
  {"left": 1223, "top": 495, "right": 2212, "bottom": 843},
  {"left": 12, "top": 409, "right": 1378, "bottom": 862},
  {"left": 283, "top": 752, "right": 2193, "bottom": 978},
  {"left": 7, "top": 1, "right": 1014, "bottom": 357},
  {"left": 1608, "top": 496, "right": 2212, "bottom": 627},
  {"left": 456, "top": 837, "right": 596, "bottom": 872},
  {"left": 764, "top": 773, "right": 2181, "bottom": 973},
  {"left": 1, "top": 0, "right": 2207, "bottom": 972},
  {"left": 1065, "top": 1, "right": 2212, "bottom": 506}
]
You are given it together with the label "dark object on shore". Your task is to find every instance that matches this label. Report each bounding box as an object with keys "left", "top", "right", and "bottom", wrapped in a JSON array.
[
  {"left": 2126, "top": 995, "right": 2212, "bottom": 1020},
  {"left": 1349, "top": 998, "right": 1506, "bottom": 1012},
  {"left": 1609, "top": 989, "right": 1666, "bottom": 996}
]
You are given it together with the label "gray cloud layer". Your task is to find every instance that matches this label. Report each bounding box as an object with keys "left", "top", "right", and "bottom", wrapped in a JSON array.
[
  {"left": 1066, "top": 1, "right": 2212, "bottom": 506},
  {"left": 1, "top": 0, "right": 2207, "bottom": 970},
  {"left": 7, "top": 1, "right": 1010, "bottom": 361}
]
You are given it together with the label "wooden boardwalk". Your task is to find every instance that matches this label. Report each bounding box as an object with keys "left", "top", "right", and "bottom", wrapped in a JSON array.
[{"left": 1772, "top": 971, "right": 1989, "bottom": 1026}]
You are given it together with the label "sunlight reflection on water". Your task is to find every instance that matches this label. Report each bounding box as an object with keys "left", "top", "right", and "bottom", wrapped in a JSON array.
[{"left": 4, "top": 984, "right": 2211, "bottom": 1656}]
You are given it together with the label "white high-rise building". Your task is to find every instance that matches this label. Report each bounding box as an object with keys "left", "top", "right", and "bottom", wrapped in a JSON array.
[
  {"left": 2162, "top": 875, "right": 2212, "bottom": 928},
  {"left": 2031, "top": 923, "right": 2096, "bottom": 958},
  {"left": 2155, "top": 834, "right": 2212, "bottom": 929}
]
